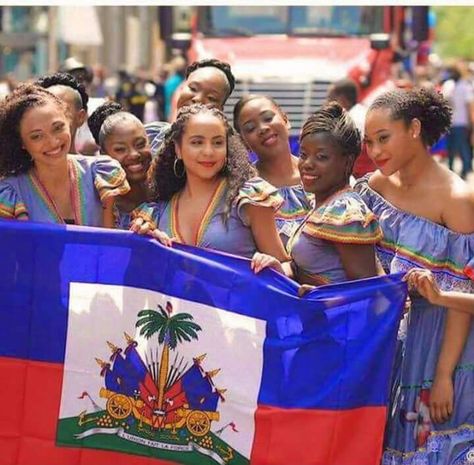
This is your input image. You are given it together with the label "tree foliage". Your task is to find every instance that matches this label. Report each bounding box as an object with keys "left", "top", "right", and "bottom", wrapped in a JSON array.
[{"left": 434, "top": 7, "right": 474, "bottom": 60}]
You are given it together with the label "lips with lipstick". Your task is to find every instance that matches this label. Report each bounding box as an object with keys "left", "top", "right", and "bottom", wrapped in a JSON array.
[
  {"left": 261, "top": 133, "right": 278, "bottom": 147},
  {"left": 44, "top": 145, "right": 66, "bottom": 158},
  {"left": 198, "top": 161, "right": 218, "bottom": 168},
  {"left": 375, "top": 158, "right": 389, "bottom": 169},
  {"left": 301, "top": 173, "right": 320, "bottom": 185}
]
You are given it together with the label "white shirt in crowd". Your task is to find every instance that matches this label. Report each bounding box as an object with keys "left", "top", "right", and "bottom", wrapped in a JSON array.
[{"left": 441, "top": 78, "right": 474, "bottom": 127}]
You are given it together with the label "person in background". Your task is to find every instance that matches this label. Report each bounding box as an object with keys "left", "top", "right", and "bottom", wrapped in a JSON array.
[
  {"left": 327, "top": 78, "right": 375, "bottom": 178},
  {"left": 163, "top": 55, "right": 186, "bottom": 121},
  {"left": 251, "top": 102, "right": 381, "bottom": 288},
  {"left": 357, "top": 87, "right": 474, "bottom": 463},
  {"left": 0, "top": 84, "right": 129, "bottom": 227},
  {"left": 233, "top": 94, "right": 313, "bottom": 246},
  {"left": 35, "top": 72, "right": 90, "bottom": 155},
  {"left": 145, "top": 58, "right": 236, "bottom": 157},
  {"left": 131, "top": 103, "right": 288, "bottom": 262},
  {"left": 441, "top": 63, "right": 474, "bottom": 179},
  {"left": 88, "top": 101, "right": 152, "bottom": 229}
]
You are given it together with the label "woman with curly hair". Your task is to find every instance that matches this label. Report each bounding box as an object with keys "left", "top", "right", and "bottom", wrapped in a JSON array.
[
  {"left": 251, "top": 101, "right": 382, "bottom": 283},
  {"left": 88, "top": 101, "right": 151, "bottom": 228},
  {"left": 233, "top": 95, "right": 313, "bottom": 246},
  {"left": 0, "top": 84, "right": 129, "bottom": 227},
  {"left": 355, "top": 87, "right": 474, "bottom": 464},
  {"left": 131, "top": 103, "right": 288, "bottom": 260}
]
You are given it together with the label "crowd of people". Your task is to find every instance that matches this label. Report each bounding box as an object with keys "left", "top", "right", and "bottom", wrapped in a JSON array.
[{"left": 0, "top": 55, "right": 474, "bottom": 465}]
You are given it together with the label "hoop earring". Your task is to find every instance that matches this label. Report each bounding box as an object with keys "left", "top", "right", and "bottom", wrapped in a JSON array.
[{"left": 173, "top": 158, "right": 185, "bottom": 178}]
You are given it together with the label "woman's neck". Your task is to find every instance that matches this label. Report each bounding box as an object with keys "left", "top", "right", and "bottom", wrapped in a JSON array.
[
  {"left": 396, "top": 148, "right": 433, "bottom": 189},
  {"left": 116, "top": 181, "right": 149, "bottom": 211},
  {"left": 256, "top": 149, "right": 299, "bottom": 185},
  {"left": 181, "top": 174, "right": 223, "bottom": 200},
  {"left": 313, "top": 181, "right": 349, "bottom": 206},
  {"left": 33, "top": 158, "right": 69, "bottom": 189}
]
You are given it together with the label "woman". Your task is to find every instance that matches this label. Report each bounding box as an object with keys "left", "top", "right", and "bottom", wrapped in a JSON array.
[
  {"left": 356, "top": 87, "right": 474, "bottom": 464},
  {"left": 131, "top": 103, "right": 288, "bottom": 261},
  {"left": 234, "top": 94, "right": 313, "bottom": 245},
  {"left": 88, "top": 101, "right": 152, "bottom": 228},
  {"left": 252, "top": 102, "right": 381, "bottom": 286},
  {"left": 0, "top": 84, "right": 129, "bottom": 227}
]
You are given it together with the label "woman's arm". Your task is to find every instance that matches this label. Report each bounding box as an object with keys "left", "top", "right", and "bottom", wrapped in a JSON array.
[
  {"left": 102, "top": 197, "right": 116, "bottom": 228},
  {"left": 334, "top": 243, "right": 378, "bottom": 280}
]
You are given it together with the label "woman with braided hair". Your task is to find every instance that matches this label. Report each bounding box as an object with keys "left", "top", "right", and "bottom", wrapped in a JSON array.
[
  {"left": 131, "top": 103, "right": 288, "bottom": 261},
  {"left": 251, "top": 101, "right": 381, "bottom": 285},
  {"left": 0, "top": 84, "right": 129, "bottom": 227},
  {"left": 356, "top": 87, "right": 474, "bottom": 464},
  {"left": 88, "top": 101, "right": 152, "bottom": 228}
]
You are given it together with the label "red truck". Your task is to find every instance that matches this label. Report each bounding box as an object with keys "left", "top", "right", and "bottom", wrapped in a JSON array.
[{"left": 182, "top": 5, "right": 429, "bottom": 147}]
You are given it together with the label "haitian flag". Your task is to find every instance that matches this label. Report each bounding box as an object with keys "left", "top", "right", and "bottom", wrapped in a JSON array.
[{"left": 0, "top": 219, "right": 406, "bottom": 465}]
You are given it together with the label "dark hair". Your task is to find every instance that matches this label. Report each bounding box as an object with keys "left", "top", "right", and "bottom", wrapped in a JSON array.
[
  {"left": 328, "top": 79, "right": 358, "bottom": 108},
  {"left": 300, "top": 101, "right": 361, "bottom": 177},
  {"left": 369, "top": 87, "right": 452, "bottom": 146},
  {"left": 35, "top": 72, "right": 89, "bottom": 112},
  {"left": 149, "top": 103, "right": 256, "bottom": 221},
  {"left": 185, "top": 59, "right": 235, "bottom": 100},
  {"left": 0, "top": 84, "right": 69, "bottom": 176},
  {"left": 233, "top": 94, "right": 286, "bottom": 133},
  {"left": 88, "top": 101, "right": 123, "bottom": 145}
]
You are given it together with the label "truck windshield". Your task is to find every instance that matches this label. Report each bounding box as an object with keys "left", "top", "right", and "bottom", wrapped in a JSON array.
[{"left": 199, "top": 6, "right": 384, "bottom": 37}]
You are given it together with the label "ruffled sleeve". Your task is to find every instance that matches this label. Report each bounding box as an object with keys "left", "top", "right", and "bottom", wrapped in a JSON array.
[
  {"left": 130, "top": 201, "right": 167, "bottom": 230},
  {"left": 234, "top": 177, "right": 284, "bottom": 226},
  {"left": 0, "top": 180, "right": 28, "bottom": 219},
  {"left": 304, "top": 190, "right": 382, "bottom": 244},
  {"left": 91, "top": 155, "right": 130, "bottom": 203}
]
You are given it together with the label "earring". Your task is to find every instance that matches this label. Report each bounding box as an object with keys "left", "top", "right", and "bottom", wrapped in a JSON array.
[{"left": 173, "top": 158, "right": 185, "bottom": 178}]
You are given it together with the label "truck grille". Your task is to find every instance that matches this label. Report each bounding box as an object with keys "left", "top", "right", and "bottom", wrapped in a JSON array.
[{"left": 224, "top": 80, "right": 332, "bottom": 136}]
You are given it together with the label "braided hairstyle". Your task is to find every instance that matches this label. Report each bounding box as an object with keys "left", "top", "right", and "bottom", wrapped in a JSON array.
[
  {"left": 88, "top": 101, "right": 125, "bottom": 148},
  {"left": 149, "top": 103, "right": 256, "bottom": 221},
  {"left": 185, "top": 59, "right": 235, "bottom": 100},
  {"left": 300, "top": 101, "right": 361, "bottom": 181},
  {"left": 233, "top": 94, "right": 287, "bottom": 133},
  {"left": 0, "top": 84, "right": 69, "bottom": 177},
  {"left": 369, "top": 87, "right": 452, "bottom": 147},
  {"left": 36, "top": 72, "right": 89, "bottom": 113}
]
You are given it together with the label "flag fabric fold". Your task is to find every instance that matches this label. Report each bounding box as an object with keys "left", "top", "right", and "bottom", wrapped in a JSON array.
[{"left": 0, "top": 220, "right": 406, "bottom": 465}]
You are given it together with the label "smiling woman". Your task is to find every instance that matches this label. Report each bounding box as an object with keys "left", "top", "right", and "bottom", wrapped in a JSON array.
[
  {"left": 131, "top": 103, "right": 288, "bottom": 261},
  {"left": 0, "top": 84, "right": 130, "bottom": 227},
  {"left": 88, "top": 101, "right": 152, "bottom": 228}
]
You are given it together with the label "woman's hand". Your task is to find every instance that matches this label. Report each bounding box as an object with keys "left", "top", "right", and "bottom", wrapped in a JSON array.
[
  {"left": 251, "top": 252, "right": 284, "bottom": 274},
  {"left": 429, "top": 374, "right": 453, "bottom": 424},
  {"left": 298, "top": 284, "right": 316, "bottom": 297},
  {"left": 130, "top": 217, "right": 173, "bottom": 247},
  {"left": 404, "top": 268, "right": 442, "bottom": 305}
]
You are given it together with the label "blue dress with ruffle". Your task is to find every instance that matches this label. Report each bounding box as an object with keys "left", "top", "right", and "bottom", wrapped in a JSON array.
[{"left": 356, "top": 176, "right": 474, "bottom": 465}]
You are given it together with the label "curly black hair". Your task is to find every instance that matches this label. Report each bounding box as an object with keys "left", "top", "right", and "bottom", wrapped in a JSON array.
[
  {"left": 35, "top": 72, "right": 89, "bottom": 113},
  {"left": 185, "top": 59, "right": 235, "bottom": 100},
  {"left": 233, "top": 94, "right": 287, "bottom": 133},
  {"left": 88, "top": 101, "right": 123, "bottom": 146},
  {"left": 300, "top": 101, "right": 361, "bottom": 179},
  {"left": 0, "top": 84, "right": 69, "bottom": 177},
  {"left": 149, "top": 103, "right": 256, "bottom": 222},
  {"left": 369, "top": 87, "right": 452, "bottom": 147}
]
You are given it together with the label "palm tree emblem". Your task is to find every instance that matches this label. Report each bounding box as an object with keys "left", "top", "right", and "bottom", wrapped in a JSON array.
[{"left": 136, "top": 301, "right": 201, "bottom": 411}]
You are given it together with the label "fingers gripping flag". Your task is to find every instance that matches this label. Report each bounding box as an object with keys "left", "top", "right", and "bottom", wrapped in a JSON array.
[{"left": 0, "top": 220, "right": 406, "bottom": 465}]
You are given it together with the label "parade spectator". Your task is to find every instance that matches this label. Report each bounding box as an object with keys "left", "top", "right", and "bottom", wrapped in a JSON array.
[
  {"left": 327, "top": 78, "right": 375, "bottom": 178},
  {"left": 116, "top": 69, "right": 148, "bottom": 122},
  {"left": 251, "top": 102, "right": 381, "bottom": 288},
  {"left": 145, "top": 59, "right": 235, "bottom": 157},
  {"left": 0, "top": 85, "right": 129, "bottom": 226},
  {"left": 131, "top": 103, "right": 288, "bottom": 261},
  {"left": 233, "top": 94, "right": 313, "bottom": 245},
  {"left": 163, "top": 55, "right": 186, "bottom": 121},
  {"left": 88, "top": 101, "right": 152, "bottom": 228},
  {"left": 357, "top": 87, "right": 474, "bottom": 463},
  {"left": 441, "top": 63, "right": 474, "bottom": 179}
]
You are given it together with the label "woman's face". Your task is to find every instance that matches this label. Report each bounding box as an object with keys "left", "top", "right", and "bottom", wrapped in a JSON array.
[
  {"left": 175, "top": 113, "right": 227, "bottom": 181},
  {"left": 20, "top": 101, "right": 71, "bottom": 168},
  {"left": 103, "top": 118, "right": 151, "bottom": 183},
  {"left": 298, "top": 132, "right": 349, "bottom": 196},
  {"left": 177, "top": 67, "right": 228, "bottom": 110},
  {"left": 364, "top": 107, "right": 420, "bottom": 176},
  {"left": 237, "top": 97, "right": 290, "bottom": 159}
]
